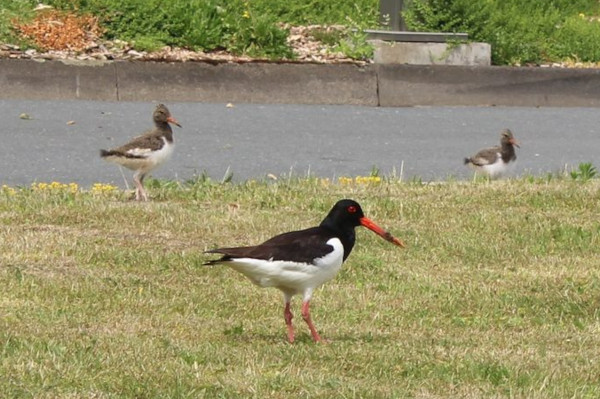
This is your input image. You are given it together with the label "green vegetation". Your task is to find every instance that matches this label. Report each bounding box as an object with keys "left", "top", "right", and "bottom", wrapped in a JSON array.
[
  {"left": 2, "top": 176, "right": 600, "bottom": 397},
  {"left": 0, "top": 0, "right": 34, "bottom": 46},
  {"left": 570, "top": 162, "right": 597, "bottom": 182},
  {"left": 2, "top": 0, "right": 600, "bottom": 63},
  {"left": 403, "top": 0, "right": 600, "bottom": 65},
  {"left": 1, "top": 0, "right": 378, "bottom": 58}
]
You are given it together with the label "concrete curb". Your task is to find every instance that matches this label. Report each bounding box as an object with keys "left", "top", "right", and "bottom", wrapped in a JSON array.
[
  {"left": 2, "top": 59, "right": 600, "bottom": 107},
  {"left": 378, "top": 64, "right": 600, "bottom": 107}
]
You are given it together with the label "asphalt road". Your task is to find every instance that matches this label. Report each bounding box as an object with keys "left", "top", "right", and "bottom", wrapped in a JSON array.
[{"left": 1, "top": 99, "right": 598, "bottom": 188}]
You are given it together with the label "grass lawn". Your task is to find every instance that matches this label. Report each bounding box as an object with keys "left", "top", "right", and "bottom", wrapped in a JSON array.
[{"left": 1, "top": 177, "right": 599, "bottom": 398}]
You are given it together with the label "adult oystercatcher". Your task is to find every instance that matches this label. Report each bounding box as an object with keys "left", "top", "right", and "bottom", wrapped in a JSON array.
[
  {"left": 205, "top": 199, "right": 405, "bottom": 343},
  {"left": 100, "top": 104, "right": 182, "bottom": 201},
  {"left": 464, "top": 128, "right": 520, "bottom": 179}
]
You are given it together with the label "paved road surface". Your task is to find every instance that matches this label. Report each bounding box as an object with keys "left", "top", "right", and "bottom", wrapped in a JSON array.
[{"left": 1, "top": 100, "right": 598, "bottom": 187}]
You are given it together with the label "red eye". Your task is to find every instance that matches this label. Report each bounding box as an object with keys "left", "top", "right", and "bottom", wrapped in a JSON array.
[{"left": 347, "top": 205, "right": 357, "bottom": 213}]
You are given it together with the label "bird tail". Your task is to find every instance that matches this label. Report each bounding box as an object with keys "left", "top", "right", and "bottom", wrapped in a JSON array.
[
  {"left": 100, "top": 149, "right": 113, "bottom": 158},
  {"left": 203, "top": 259, "right": 222, "bottom": 266},
  {"left": 204, "top": 249, "right": 226, "bottom": 266},
  {"left": 204, "top": 247, "right": 248, "bottom": 265},
  {"left": 464, "top": 157, "right": 472, "bottom": 165}
]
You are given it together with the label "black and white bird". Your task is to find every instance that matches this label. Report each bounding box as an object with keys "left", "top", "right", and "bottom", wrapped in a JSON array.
[
  {"left": 464, "top": 129, "right": 520, "bottom": 179},
  {"left": 205, "top": 199, "right": 405, "bottom": 343},
  {"left": 100, "top": 104, "right": 181, "bottom": 201}
]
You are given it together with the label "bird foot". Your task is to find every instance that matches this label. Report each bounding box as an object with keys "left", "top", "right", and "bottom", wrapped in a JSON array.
[{"left": 134, "top": 188, "right": 148, "bottom": 201}]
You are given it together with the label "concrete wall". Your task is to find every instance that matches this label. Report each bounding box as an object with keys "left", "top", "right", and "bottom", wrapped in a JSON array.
[
  {"left": 372, "top": 41, "right": 491, "bottom": 66},
  {"left": 3, "top": 59, "right": 600, "bottom": 107},
  {"left": 378, "top": 64, "right": 600, "bottom": 107},
  {"left": 0, "top": 59, "right": 377, "bottom": 105},
  {"left": 0, "top": 59, "right": 116, "bottom": 100},
  {"left": 116, "top": 61, "right": 377, "bottom": 104}
]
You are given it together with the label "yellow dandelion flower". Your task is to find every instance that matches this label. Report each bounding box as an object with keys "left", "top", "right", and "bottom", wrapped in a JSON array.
[
  {"left": 356, "top": 176, "right": 382, "bottom": 184},
  {"left": 338, "top": 177, "right": 353, "bottom": 185},
  {"left": 242, "top": 10, "right": 250, "bottom": 18},
  {"left": 31, "top": 181, "right": 79, "bottom": 194},
  {"left": 52, "top": 182, "right": 63, "bottom": 191},
  {"left": 2, "top": 184, "right": 16, "bottom": 196},
  {"left": 32, "top": 182, "right": 47, "bottom": 191},
  {"left": 91, "top": 183, "right": 118, "bottom": 195}
]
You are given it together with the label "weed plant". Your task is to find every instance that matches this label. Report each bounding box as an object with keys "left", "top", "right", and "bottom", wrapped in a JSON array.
[{"left": 570, "top": 162, "right": 597, "bottom": 182}]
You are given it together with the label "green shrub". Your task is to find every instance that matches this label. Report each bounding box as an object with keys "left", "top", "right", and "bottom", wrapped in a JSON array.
[
  {"left": 402, "top": 0, "right": 487, "bottom": 34},
  {"left": 335, "top": 28, "right": 374, "bottom": 60},
  {"left": 251, "top": 0, "right": 379, "bottom": 26},
  {"left": 550, "top": 14, "right": 600, "bottom": 62},
  {"left": 403, "top": 0, "right": 600, "bottom": 65},
  {"left": 221, "top": 1, "right": 293, "bottom": 58},
  {"left": 483, "top": 3, "right": 562, "bottom": 64}
]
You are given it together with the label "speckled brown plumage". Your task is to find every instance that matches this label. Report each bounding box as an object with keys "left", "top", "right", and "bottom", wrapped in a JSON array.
[
  {"left": 464, "top": 129, "right": 519, "bottom": 179},
  {"left": 100, "top": 104, "right": 181, "bottom": 201}
]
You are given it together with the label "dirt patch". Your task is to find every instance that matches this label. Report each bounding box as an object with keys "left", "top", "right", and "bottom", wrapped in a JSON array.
[{"left": 13, "top": 9, "right": 102, "bottom": 52}]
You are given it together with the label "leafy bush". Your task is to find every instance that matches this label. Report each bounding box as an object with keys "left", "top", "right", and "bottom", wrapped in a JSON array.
[
  {"left": 551, "top": 14, "right": 600, "bottom": 62},
  {"left": 403, "top": 0, "right": 600, "bottom": 65},
  {"left": 252, "top": 0, "right": 379, "bottom": 26}
]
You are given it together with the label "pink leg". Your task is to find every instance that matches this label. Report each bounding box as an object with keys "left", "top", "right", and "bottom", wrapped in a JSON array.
[
  {"left": 301, "top": 301, "right": 322, "bottom": 343},
  {"left": 138, "top": 186, "right": 148, "bottom": 202},
  {"left": 133, "top": 173, "right": 147, "bottom": 201},
  {"left": 284, "top": 301, "right": 295, "bottom": 343}
]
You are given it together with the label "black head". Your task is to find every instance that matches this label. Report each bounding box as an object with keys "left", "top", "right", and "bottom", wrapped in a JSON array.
[
  {"left": 500, "top": 129, "right": 519, "bottom": 147},
  {"left": 321, "top": 199, "right": 405, "bottom": 253},
  {"left": 320, "top": 199, "right": 364, "bottom": 231},
  {"left": 153, "top": 104, "right": 182, "bottom": 127}
]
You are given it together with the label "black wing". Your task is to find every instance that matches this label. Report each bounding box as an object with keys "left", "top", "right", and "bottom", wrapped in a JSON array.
[{"left": 205, "top": 227, "right": 336, "bottom": 265}]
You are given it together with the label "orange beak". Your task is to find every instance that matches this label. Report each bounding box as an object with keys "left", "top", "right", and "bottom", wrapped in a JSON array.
[
  {"left": 509, "top": 138, "right": 520, "bottom": 148},
  {"left": 167, "top": 116, "right": 182, "bottom": 128},
  {"left": 360, "top": 217, "right": 405, "bottom": 248}
]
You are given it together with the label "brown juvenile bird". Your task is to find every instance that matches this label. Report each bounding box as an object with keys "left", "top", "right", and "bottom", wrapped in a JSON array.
[
  {"left": 100, "top": 104, "right": 181, "bottom": 201},
  {"left": 464, "top": 129, "right": 520, "bottom": 179}
]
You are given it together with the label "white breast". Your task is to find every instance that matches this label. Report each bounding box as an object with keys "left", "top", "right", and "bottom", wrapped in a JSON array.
[
  {"left": 481, "top": 157, "right": 516, "bottom": 179},
  {"left": 145, "top": 138, "right": 174, "bottom": 166}
]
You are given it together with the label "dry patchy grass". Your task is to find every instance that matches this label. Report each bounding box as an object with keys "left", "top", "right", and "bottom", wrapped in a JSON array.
[{"left": 1, "top": 177, "right": 600, "bottom": 398}]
